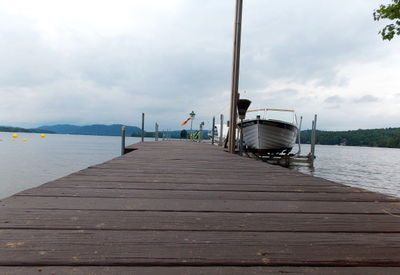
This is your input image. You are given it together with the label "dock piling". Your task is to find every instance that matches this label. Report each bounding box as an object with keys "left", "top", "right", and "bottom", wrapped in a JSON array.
[
  {"left": 141, "top": 113, "right": 145, "bottom": 142},
  {"left": 199, "top": 122, "right": 204, "bottom": 142},
  {"left": 121, "top": 126, "right": 126, "bottom": 155},
  {"left": 211, "top": 116, "right": 215, "bottom": 145},
  {"left": 219, "top": 114, "right": 224, "bottom": 145},
  {"left": 296, "top": 116, "right": 303, "bottom": 156},
  {"left": 310, "top": 114, "right": 318, "bottom": 166},
  {"left": 155, "top": 123, "right": 159, "bottom": 141}
]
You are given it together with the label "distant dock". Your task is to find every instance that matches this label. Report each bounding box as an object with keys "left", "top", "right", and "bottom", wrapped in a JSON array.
[{"left": 1, "top": 141, "right": 400, "bottom": 274}]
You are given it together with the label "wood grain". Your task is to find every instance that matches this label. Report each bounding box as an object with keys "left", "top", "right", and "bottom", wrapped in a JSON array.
[{"left": 0, "top": 140, "right": 399, "bottom": 273}]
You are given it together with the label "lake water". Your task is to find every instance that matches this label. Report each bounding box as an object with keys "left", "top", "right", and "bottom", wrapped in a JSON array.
[
  {"left": 293, "top": 144, "right": 400, "bottom": 198},
  {"left": 0, "top": 132, "right": 145, "bottom": 199},
  {"left": 1, "top": 133, "right": 399, "bottom": 199}
]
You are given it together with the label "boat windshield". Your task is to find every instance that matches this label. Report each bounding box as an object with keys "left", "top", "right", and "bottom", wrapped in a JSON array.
[{"left": 247, "top": 108, "right": 297, "bottom": 125}]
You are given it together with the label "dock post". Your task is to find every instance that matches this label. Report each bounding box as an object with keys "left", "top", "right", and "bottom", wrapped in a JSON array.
[
  {"left": 239, "top": 119, "right": 244, "bottom": 156},
  {"left": 121, "top": 126, "right": 126, "bottom": 155},
  {"left": 199, "top": 122, "right": 204, "bottom": 142},
  {"left": 310, "top": 114, "right": 317, "bottom": 166},
  {"left": 155, "top": 123, "right": 159, "bottom": 141},
  {"left": 297, "top": 116, "right": 303, "bottom": 156},
  {"left": 211, "top": 116, "right": 215, "bottom": 145},
  {"left": 219, "top": 114, "right": 224, "bottom": 145},
  {"left": 141, "top": 113, "right": 145, "bottom": 142}
]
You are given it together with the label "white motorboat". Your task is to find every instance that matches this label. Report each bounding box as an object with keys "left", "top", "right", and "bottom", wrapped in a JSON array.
[{"left": 238, "top": 108, "right": 299, "bottom": 155}]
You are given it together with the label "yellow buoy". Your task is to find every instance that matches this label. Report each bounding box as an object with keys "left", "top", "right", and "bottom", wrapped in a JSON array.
[
  {"left": 40, "top": 134, "right": 46, "bottom": 138},
  {"left": 22, "top": 138, "right": 27, "bottom": 142},
  {"left": 12, "top": 133, "right": 18, "bottom": 139}
]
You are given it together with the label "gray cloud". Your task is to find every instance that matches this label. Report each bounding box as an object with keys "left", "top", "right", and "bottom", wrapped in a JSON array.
[
  {"left": 269, "top": 89, "right": 299, "bottom": 97},
  {"left": 0, "top": 0, "right": 399, "bottom": 130},
  {"left": 324, "top": 95, "right": 345, "bottom": 104},
  {"left": 353, "top": 95, "right": 380, "bottom": 103},
  {"left": 239, "top": 0, "right": 387, "bottom": 89}
]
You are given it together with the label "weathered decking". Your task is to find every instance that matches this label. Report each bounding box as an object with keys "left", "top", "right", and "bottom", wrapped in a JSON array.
[{"left": 1, "top": 141, "right": 400, "bottom": 274}]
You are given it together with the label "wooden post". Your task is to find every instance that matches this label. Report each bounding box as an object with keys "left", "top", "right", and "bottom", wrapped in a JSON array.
[
  {"left": 297, "top": 116, "right": 303, "bottom": 156},
  {"left": 141, "top": 113, "right": 145, "bottom": 142},
  {"left": 219, "top": 114, "right": 224, "bottom": 145},
  {"left": 199, "top": 123, "right": 203, "bottom": 142},
  {"left": 228, "top": 0, "right": 244, "bottom": 153},
  {"left": 310, "top": 114, "right": 317, "bottom": 166},
  {"left": 190, "top": 119, "right": 193, "bottom": 141},
  {"left": 155, "top": 123, "right": 159, "bottom": 141},
  {"left": 121, "top": 126, "right": 126, "bottom": 156},
  {"left": 211, "top": 116, "right": 215, "bottom": 145},
  {"left": 239, "top": 119, "right": 244, "bottom": 156}
]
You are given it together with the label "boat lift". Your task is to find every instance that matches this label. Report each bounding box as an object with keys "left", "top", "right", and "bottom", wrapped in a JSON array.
[
  {"left": 246, "top": 114, "right": 318, "bottom": 167},
  {"left": 212, "top": 107, "right": 318, "bottom": 168}
]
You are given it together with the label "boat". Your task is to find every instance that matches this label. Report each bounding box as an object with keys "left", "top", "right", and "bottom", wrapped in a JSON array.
[{"left": 238, "top": 108, "right": 299, "bottom": 155}]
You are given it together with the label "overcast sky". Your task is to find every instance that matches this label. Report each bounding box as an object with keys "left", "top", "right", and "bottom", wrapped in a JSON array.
[{"left": 1, "top": 0, "right": 399, "bottom": 131}]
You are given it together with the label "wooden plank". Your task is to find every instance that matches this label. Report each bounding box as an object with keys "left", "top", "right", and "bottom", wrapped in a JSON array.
[
  {"left": 1, "top": 209, "right": 400, "bottom": 232},
  {"left": 1, "top": 140, "right": 399, "bottom": 271},
  {"left": 1, "top": 230, "right": 400, "bottom": 266},
  {"left": 17, "top": 187, "right": 399, "bottom": 202},
  {"left": 2, "top": 196, "right": 400, "bottom": 214},
  {"left": 41, "top": 177, "right": 368, "bottom": 193},
  {"left": 1, "top": 266, "right": 400, "bottom": 275},
  {"left": 40, "top": 180, "right": 367, "bottom": 193}
]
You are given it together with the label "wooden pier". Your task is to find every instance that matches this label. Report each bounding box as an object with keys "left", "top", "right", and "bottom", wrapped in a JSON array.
[{"left": 1, "top": 141, "right": 400, "bottom": 274}]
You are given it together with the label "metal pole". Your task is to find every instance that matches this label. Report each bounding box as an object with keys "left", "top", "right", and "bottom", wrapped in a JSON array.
[
  {"left": 219, "top": 114, "right": 224, "bottom": 145},
  {"left": 141, "top": 113, "right": 145, "bottom": 142},
  {"left": 310, "top": 120, "right": 315, "bottom": 158},
  {"left": 211, "top": 116, "right": 215, "bottom": 145},
  {"left": 155, "top": 123, "right": 159, "bottom": 141},
  {"left": 239, "top": 119, "right": 244, "bottom": 156},
  {"left": 297, "top": 116, "right": 303, "bottom": 155},
  {"left": 310, "top": 114, "right": 317, "bottom": 165},
  {"left": 228, "top": 0, "right": 244, "bottom": 153},
  {"left": 190, "top": 119, "right": 193, "bottom": 141},
  {"left": 121, "top": 126, "right": 126, "bottom": 156},
  {"left": 199, "top": 123, "right": 202, "bottom": 142}
]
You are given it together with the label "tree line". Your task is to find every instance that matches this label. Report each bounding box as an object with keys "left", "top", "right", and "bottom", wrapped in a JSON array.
[
  {"left": 301, "top": 128, "right": 400, "bottom": 148},
  {"left": 0, "top": 126, "right": 53, "bottom": 134}
]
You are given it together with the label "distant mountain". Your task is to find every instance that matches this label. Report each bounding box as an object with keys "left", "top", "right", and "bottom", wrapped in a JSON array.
[
  {"left": 0, "top": 126, "right": 53, "bottom": 134},
  {"left": 38, "top": 124, "right": 142, "bottom": 136}
]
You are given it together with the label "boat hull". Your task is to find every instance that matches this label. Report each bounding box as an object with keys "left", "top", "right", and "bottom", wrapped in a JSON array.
[{"left": 239, "top": 119, "right": 298, "bottom": 154}]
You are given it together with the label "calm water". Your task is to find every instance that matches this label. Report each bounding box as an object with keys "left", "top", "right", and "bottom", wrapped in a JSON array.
[
  {"left": 1, "top": 133, "right": 399, "bottom": 199},
  {"left": 293, "top": 144, "right": 400, "bottom": 198},
  {"left": 0, "top": 132, "right": 144, "bottom": 199}
]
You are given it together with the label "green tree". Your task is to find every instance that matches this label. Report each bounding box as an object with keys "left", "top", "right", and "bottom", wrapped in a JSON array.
[{"left": 374, "top": 0, "right": 400, "bottom": 40}]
